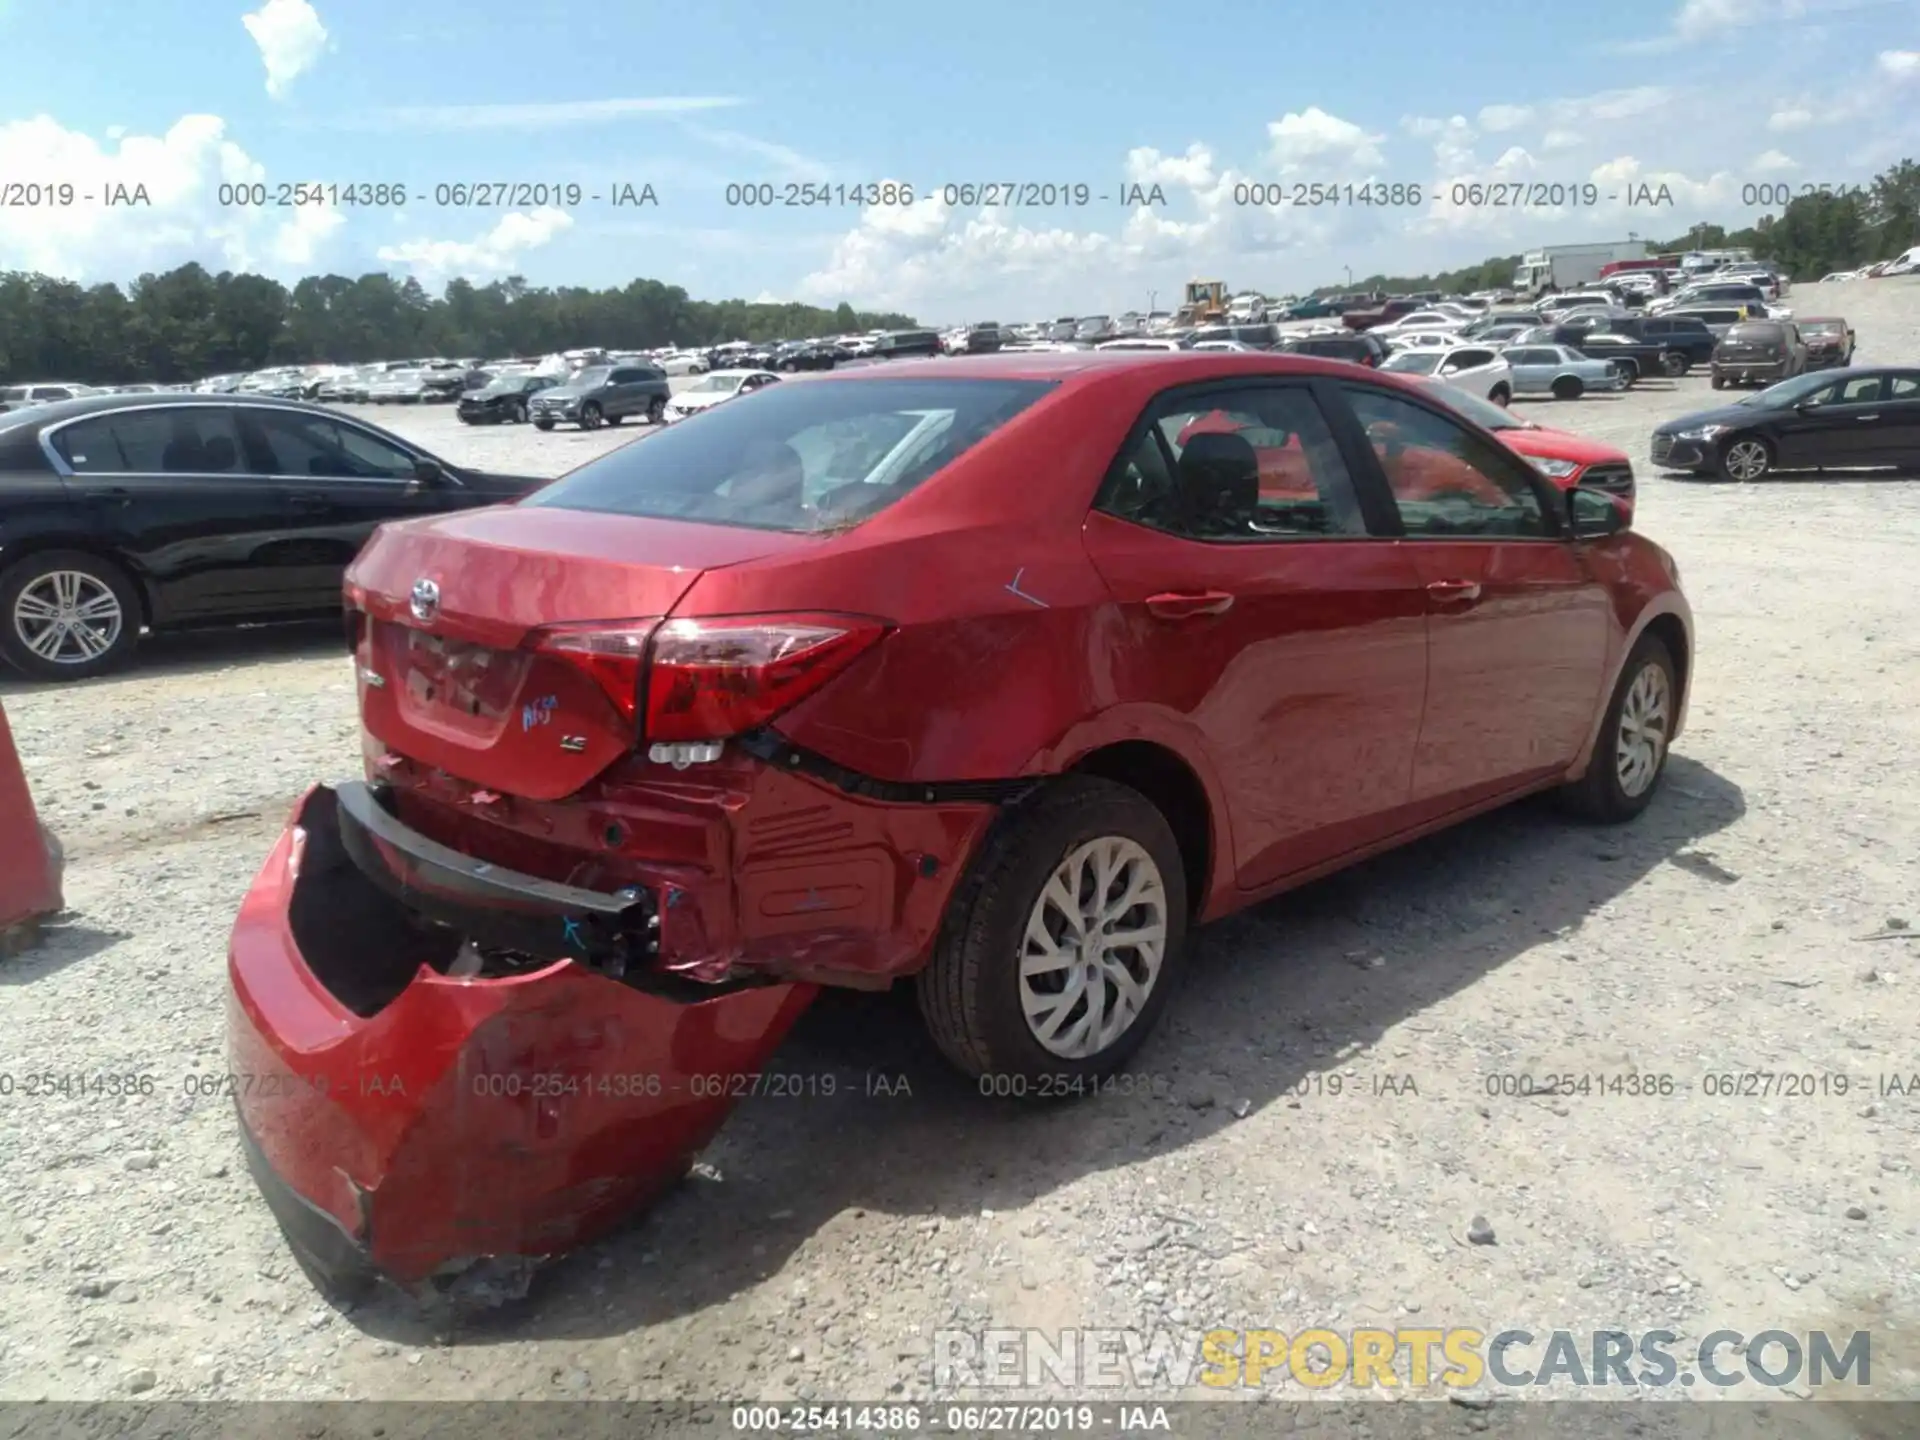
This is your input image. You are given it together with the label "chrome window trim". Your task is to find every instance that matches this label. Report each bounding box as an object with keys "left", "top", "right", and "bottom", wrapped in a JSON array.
[{"left": 33, "top": 399, "right": 456, "bottom": 485}]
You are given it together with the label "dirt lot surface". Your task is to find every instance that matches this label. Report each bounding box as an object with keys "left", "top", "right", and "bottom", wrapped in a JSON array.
[{"left": 2, "top": 283, "right": 1918, "bottom": 1417}]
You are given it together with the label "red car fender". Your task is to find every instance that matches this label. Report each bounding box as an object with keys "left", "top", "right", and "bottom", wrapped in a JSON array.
[
  {"left": 1563, "top": 591, "right": 1693, "bottom": 783},
  {"left": 1020, "top": 703, "right": 1240, "bottom": 918},
  {"left": 0, "top": 699, "right": 62, "bottom": 940}
]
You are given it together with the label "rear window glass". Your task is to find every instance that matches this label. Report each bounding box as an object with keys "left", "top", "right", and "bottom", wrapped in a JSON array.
[
  {"left": 524, "top": 377, "right": 1055, "bottom": 533},
  {"left": 0, "top": 388, "right": 25, "bottom": 402},
  {"left": 1724, "top": 324, "right": 1781, "bottom": 341}
]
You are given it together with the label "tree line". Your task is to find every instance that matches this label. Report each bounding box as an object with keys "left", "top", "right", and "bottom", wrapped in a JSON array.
[
  {"left": 0, "top": 267, "right": 920, "bottom": 385},
  {"left": 1329, "top": 157, "right": 1920, "bottom": 297}
]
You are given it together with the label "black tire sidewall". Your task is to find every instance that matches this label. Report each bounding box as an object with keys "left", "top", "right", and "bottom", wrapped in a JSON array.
[
  {"left": 1580, "top": 636, "right": 1677, "bottom": 821},
  {"left": 0, "top": 551, "right": 141, "bottom": 681},
  {"left": 929, "top": 780, "right": 1189, "bottom": 1086}
]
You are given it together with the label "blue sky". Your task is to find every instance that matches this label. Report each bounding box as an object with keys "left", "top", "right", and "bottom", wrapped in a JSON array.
[{"left": 1, "top": 0, "right": 1916, "bottom": 321}]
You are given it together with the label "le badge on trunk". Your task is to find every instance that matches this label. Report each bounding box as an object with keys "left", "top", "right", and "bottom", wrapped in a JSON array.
[{"left": 410, "top": 578, "right": 440, "bottom": 624}]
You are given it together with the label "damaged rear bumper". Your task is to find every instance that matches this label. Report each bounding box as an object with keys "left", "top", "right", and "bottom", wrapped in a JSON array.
[{"left": 227, "top": 783, "right": 818, "bottom": 1296}]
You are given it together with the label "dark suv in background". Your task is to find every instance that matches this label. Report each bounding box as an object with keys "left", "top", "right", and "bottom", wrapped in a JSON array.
[
  {"left": 1274, "top": 332, "right": 1389, "bottom": 367},
  {"left": 871, "top": 330, "right": 943, "bottom": 360},
  {"left": 1712, "top": 321, "right": 1808, "bottom": 389},
  {"left": 528, "top": 363, "right": 671, "bottom": 430}
]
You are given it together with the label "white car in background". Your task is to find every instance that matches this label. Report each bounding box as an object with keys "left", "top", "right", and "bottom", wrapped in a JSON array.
[
  {"left": 1096, "top": 339, "right": 1185, "bottom": 351},
  {"left": 661, "top": 368, "right": 781, "bottom": 421},
  {"left": 1379, "top": 345, "right": 1515, "bottom": 405},
  {"left": 1381, "top": 330, "right": 1456, "bottom": 354},
  {"left": 660, "top": 351, "right": 710, "bottom": 376},
  {"left": 1190, "top": 339, "right": 1258, "bottom": 352},
  {"left": 1367, "top": 309, "right": 1470, "bottom": 336}
]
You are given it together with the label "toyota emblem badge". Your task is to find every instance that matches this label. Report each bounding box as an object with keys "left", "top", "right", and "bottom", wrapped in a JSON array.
[{"left": 409, "top": 578, "right": 440, "bottom": 623}]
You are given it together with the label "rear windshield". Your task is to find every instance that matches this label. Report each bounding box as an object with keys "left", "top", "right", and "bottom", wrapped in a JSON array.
[
  {"left": 524, "top": 377, "right": 1055, "bottom": 533},
  {"left": 0, "top": 388, "right": 25, "bottom": 402},
  {"left": 1725, "top": 324, "right": 1783, "bottom": 341}
]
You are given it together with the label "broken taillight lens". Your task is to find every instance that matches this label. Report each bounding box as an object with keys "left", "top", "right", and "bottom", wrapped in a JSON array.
[
  {"left": 530, "top": 622, "right": 660, "bottom": 727},
  {"left": 643, "top": 615, "right": 887, "bottom": 743}
]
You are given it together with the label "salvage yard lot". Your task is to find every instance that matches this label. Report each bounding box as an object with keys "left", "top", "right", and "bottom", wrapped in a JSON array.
[{"left": 2, "top": 281, "right": 1918, "bottom": 1407}]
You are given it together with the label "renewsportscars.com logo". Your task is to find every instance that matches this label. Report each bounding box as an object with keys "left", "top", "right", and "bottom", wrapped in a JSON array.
[{"left": 932, "top": 1327, "right": 1873, "bottom": 1392}]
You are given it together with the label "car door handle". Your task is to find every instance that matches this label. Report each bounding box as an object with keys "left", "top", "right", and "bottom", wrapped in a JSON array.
[
  {"left": 286, "top": 491, "right": 331, "bottom": 509},
  {"left": 1426, "top": 579, "right": 1482, "bottom": 604},
  {"left": 1145, "top": 590, "right": 1235, "bottom": 619},
  {"left": 1855, "top": 414, "right": 1879, "bottom": 421}
]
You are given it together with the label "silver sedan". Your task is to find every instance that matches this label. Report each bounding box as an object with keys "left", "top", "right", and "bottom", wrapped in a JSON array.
[{"left": 1499, "top": 343, "right": 1629, "bottom": 400}]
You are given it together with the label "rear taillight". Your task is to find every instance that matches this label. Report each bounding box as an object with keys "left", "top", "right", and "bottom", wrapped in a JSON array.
[
  {"left": 644, "top": 614, "right": 887, "bottom": 744},
  {"left": 531, "top": 622, "right": 659, "bottom": 726}
]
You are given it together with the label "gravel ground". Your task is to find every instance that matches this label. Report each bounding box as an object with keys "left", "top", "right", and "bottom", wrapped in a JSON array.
[{"left": 2, "top": 283, "right": 1918, "bottom": 1415}]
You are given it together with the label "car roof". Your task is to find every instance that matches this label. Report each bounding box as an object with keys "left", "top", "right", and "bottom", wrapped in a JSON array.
[
  {"left": 817, "top": 350, "right": 1366, "bottom": 386},
  {"left": 0, "top": 391, "right": 361, "bottom": 426}
]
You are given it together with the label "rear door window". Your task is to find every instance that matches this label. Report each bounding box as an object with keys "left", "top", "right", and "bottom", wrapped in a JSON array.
[
  {"left": 1094, "top": 385, "right": 1369, "bottom": 540},
  {"left": 55, "top": 407, "right": 247, "bottom": 474}
]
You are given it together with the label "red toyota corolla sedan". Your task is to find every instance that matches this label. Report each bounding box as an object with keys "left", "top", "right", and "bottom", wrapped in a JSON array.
[{"left": 229, "top": 351, "right": 1691, "bottom": 1299}]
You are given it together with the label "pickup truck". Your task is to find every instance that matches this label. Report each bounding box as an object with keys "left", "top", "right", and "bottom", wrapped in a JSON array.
[
  {"left": 1343, "top": 298, "right": 1422, "bottom": 331},
  {"left": 1544, "top": 319, "right": 1696, "bottom": 380}
]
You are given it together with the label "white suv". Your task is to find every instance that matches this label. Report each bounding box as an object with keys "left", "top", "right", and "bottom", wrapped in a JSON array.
[
  {"left": 0, "top": 382, "right": 90, "bottom": 413},
  {"left": 1378, "top": 345, "right": 1515, "bottom": 405}
]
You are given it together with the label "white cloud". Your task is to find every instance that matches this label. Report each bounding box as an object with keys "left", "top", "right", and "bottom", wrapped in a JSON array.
[
  {"left": 1769, "top": 106, "right": 1818, "bottom": 131},
  {"left": 1613, "top": 0, "right": 1903, "bottom": 53},
  {"left": 1125, "top": 143, "right": 1215, "bottom": 189},
  {"left": 356, "top": 97, "right": 742, "bottom": 131},
  {"left": 1267, "top": 108, "right": 1385, "bottom": 172},
  {"left": 674, "top": 122, "right": 831, "bottom": 183},
  {"left": 0, "top": 113, "right": 339, "bottom": 281},
  {"left": 1878, "top": 49, "right": 1920, "bottom": 78},
  {"left": 1750, "top": 149, "right": 1797, "bottom": 171},
  {"left": 375, "top": 207, "right": 575, "bottom": 286},
  {"left": 1477, "top": 105, "right": 1534, "bottom": 134},
  {"left": 242, "top": 0, "right": 328, "bottom": 100}
]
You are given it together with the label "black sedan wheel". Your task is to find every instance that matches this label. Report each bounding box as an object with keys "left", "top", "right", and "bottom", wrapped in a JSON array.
[
  {"left": 511, "top": 399, "right": 528, "bottom": 423},
  {"left": 534, "top": 417, "right": 555, "bottom": 431},
  {"left": 647, "top": 395, "right": 666, "bottom": 424},
  {"left": 1551, "top": 376, "right": 1585, "bottom": 400},
  {"left": 1719, "top": 435, "right": 1773, "bottom": 482},
  {"left": 0, "top": 551, "right": 142, "bottom": 681}
]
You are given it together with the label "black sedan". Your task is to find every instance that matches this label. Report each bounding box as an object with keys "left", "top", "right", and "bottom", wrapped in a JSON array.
[
  {"left": 0, "top": 394, "right": 543, "bottom": 680},
  {"left": 457, "top": 373, "right": 557, "bottom": 424},
  {"left": 772, "top": 342, "right": 840, "bottom": 372},
  {"left": 1650, "top": 367, "right": 1920, "bottom": 482}
]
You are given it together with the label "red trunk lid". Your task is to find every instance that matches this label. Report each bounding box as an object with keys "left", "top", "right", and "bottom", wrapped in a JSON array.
[{"left": 345, "top": 506, "right": 814, "bottom": 800}]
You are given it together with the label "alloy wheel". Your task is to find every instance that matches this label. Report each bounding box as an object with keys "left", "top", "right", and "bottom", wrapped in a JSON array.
[
  {"left": 12, "top": 570, "right": 124, "bottom": 666},
  {"left": 1615, "top": 661, "right": 1671, "bottom": 798},
  {"left": 1018, "top": 836, "right": 1169, "bottom": 1059},
  {"left": 1723, "top": 439, "right": 1770, "bottom": 481}
]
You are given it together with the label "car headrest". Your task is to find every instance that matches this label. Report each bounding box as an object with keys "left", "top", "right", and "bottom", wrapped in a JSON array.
[
  {"left": 160, "top": 436, "right": 204, "bottom": 472},
  {"left": 201, "top": 434, "right": 237, "bottom": 471},
  {"left": 1175, "top": 432, "right": 1259, "bottom": 526}
]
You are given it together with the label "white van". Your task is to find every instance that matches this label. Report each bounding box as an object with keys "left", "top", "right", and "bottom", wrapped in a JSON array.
[{"left": 1886, "top": 246, "right": 1920, "bottom": 276}]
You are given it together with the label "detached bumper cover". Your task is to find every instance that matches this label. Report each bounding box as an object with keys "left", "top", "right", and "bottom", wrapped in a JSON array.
[{"left": 228, "top": 784, "right": 817, "bottom": 1293}]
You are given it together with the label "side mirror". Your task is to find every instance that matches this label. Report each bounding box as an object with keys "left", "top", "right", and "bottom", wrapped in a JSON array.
[
  {"left": 1568, "top": 485, "right": 1630, "bottom": 538},
  {"left": 413, "top": 458, "right": 447, "bottom": 486}
]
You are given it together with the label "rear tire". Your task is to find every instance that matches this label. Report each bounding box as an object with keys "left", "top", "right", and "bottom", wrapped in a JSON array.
[
  {"left": 647, "top": 395, "right": 667, "bottom": 424},
  {"left": 579, "top": 403, "right": 603, "bottom": 430},
  {"left": 511, "top": 399, "right": 528, "bottom": 424},
  {"left": 916, "top": 776, "right": 1189, "bottom": 1092},
  {"left": 1710, "top": 371, "right": 1726, "bottom": 390},
  {"left": 1488, "top": 385, "right": 1512, "bottom": 407},
  {"left": 1557, "top": 635, "right": 1676, "bottom": 824},
  {"left": 0, "top": 550, "right": 142, "bottom": 682},
  {"left": 533, "top": 417, "right": 555, "bottom": 431},
  {"left": 1661, "top": 351, "right": 1689, "bottom": 377},
  {"left": 1551, "top": 376, "right": 1584, "bottom": 400}
]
